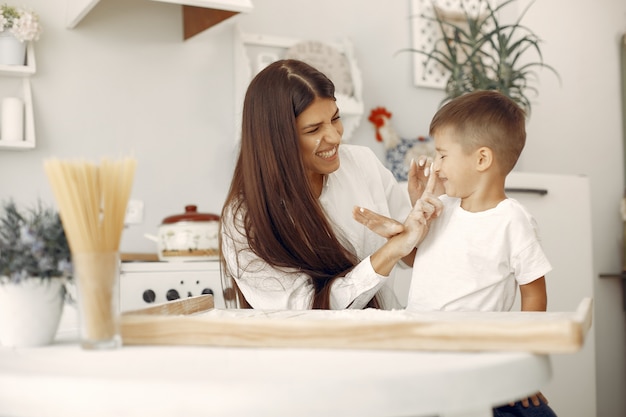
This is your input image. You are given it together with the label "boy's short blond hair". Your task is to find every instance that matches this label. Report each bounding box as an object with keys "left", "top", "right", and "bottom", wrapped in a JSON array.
[{"left": 429, "top": 90, "right": 526, "bottom": 174}]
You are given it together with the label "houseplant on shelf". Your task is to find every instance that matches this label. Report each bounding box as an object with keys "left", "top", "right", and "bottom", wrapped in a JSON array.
[
  {"left": 0, "top": 200, "right": 72, "bottom": 347},
  {"left": 0, "top": 4, "right": 42, "bottom": 65},
  {"left": 409, "top": 0, "right": 559, "bottom": 114}
]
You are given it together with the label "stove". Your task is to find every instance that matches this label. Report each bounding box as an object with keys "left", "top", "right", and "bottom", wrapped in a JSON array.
[{"left": 119, "top": 261, "right": 225, "bottom": 312}]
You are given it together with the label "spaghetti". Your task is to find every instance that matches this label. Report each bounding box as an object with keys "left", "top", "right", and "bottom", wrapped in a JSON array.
[{"left": 44, "top": 157, "right": 136, "bottom": 348}]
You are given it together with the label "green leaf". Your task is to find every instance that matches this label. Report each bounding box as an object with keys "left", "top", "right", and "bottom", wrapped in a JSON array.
[{"left": 403, "top": 0, "right": 560, "bottom": 115}]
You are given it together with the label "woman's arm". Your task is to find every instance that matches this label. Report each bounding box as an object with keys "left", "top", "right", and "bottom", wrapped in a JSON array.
[
  {"left": 222, "top": 214, "right": 389, "bottom": 310},
  {"left": 221, "top": 201, "right": 434, "bottom": 310},
  {"left": 367, "top": 198, "right": 437, "bottom": 276}
]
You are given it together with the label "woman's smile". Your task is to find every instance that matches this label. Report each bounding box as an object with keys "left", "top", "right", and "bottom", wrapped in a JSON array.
[
  {"left": 297, "top": 97, "right": 343, "bottom": 177},
  {"left": 316, "top": 146, "right": 338, "bottom": 160}
]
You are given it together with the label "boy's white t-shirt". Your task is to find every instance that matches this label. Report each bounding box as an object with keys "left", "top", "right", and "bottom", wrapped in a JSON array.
[{"left": 408, "top": 195, "right": 552, "bottom": 312}]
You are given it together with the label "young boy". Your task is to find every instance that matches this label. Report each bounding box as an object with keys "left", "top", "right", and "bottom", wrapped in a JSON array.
[
  {"left": 408, "top": 90, "right": 551, "bottom": 314},
  {"left": 355, "top": 90, "right": 556, "bottom": 416}
]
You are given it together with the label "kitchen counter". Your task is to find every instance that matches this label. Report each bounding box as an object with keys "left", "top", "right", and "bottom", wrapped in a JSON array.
[{"left": 0, "top": 306, "right": 552, "bottom": 417}]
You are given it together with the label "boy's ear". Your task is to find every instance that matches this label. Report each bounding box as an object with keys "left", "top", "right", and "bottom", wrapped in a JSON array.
[{"left": 475, "top": 147, "right": 493, "bottom": 172}]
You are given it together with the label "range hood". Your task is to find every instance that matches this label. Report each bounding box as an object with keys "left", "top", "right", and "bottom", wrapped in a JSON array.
[{"left": 66, "top": 0, "right": 253, "bottom": 40}]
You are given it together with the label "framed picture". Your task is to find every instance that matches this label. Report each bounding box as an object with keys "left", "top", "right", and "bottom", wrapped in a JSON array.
[{"left": 410, "top": 0, "right": 494, "bottom": 89}]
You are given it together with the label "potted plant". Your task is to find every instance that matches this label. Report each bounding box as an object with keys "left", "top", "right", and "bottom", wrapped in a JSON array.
[
  {"left": 0, "top": 200, "right": 71, "bottom": 347},
  {"left": 0, "top": 4, "right": 42, "bottom": 65},
  {"left": 409, "top": 0, "right": 559, "bottom": 114},
  {"left": 0, "top": 4, "right": 41, "bottom": 42}
]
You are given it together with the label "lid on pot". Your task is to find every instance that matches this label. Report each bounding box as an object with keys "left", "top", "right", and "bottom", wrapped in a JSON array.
[{"left": 162, "top": 205, "right": 220, "bottom": 224}]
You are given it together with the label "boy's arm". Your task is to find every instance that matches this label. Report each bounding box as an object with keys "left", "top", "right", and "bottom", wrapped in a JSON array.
[
  {"left": 515, "top": 277, "right": 551, "bottom": 408},
  {"left": 519, "top": 277, "right": 547, "bottom": 312}
]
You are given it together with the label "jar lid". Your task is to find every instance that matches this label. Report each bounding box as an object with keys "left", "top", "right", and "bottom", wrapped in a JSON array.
[{"left": 162, "top": 205, "right": 220, "bottom": 224}]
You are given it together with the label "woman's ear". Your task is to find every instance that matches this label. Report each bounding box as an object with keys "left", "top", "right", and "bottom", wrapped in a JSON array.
[{"left": 475, "top": 147, "right": 493, "bottom": 172}]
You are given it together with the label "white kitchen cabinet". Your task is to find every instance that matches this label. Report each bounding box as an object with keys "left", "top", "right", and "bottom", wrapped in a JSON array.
[
  {"left": 66, "top": 0, "right": 253, "bottom": 39},
  {"left": 0, "top": 42, "right": 36, "bottom": 151}
]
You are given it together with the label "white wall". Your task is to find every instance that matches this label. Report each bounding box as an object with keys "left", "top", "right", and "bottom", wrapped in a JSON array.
[{"left": 0, "top": 0, "right": 624, "bottom": 415}]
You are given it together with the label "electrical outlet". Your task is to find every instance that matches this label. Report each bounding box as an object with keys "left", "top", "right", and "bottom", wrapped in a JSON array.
[{"left": 124, "top": 199, "right": 144, "bottom": 225}]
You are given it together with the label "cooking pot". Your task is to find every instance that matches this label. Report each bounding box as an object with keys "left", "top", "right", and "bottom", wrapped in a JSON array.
[{"left": 145, "top": 205, "right": 220, "bottom": 262}]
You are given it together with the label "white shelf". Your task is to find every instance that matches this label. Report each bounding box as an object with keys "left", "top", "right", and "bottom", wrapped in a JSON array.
[
  {"left": 66, "top": 0, "right": 253, "bottom": 29},
  {"left": 0, "top": 42, "right": 36, "bottom": 76},
  {"left": 151, "top": 0, "right": 252, "bottom": 12},
  {"left": 0, "top": 138, "right": 35, "bottom": 150},
  {"left": 0, "top": 43, "right": 36, "bottom": 150}
]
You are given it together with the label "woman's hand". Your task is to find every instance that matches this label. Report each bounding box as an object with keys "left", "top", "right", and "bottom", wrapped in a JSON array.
[
  {"left": 353, "top": 206, "right": 404, "bottom": 239},
  {"left": 361, "top": 169, "right": 443, "bottom": 276},
  {"left": 407, "top": 156, "right": 445, "bottom": 205},
  {"left": 392, "top": 199, "right": 433, "bottom": 253},
  {"left": 353, "top": 194, "right": 442, "bottom": 240},
  {"left": 355, "top": 164, "right": 443, "bottom": 241}
]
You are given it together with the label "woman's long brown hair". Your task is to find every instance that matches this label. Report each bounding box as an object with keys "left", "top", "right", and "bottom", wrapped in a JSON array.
[{"left": 220, "top": 59, "right": 378, "bottom": 310}]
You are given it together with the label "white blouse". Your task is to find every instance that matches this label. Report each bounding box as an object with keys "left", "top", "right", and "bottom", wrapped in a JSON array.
[{"left": 221, "top": 144, "right": 411, "bottom": 310}]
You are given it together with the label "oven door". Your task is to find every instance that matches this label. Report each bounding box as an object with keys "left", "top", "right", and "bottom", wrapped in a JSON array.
[{"left": 119, "top": 261, "right": 224, "bottom": 312}]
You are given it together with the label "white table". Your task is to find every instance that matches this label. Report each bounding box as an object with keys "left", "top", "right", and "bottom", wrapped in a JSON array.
[{"left": 0, "top": 308, "right": 552, "bottom": 417}]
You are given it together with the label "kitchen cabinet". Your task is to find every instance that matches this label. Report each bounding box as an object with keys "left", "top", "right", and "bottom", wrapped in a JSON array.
[
  {"left": 0, "top": 43, "right": 36, "bottom": 151},
  {"left": 66, "top": 0, "right": 254, "bottom": 40}
]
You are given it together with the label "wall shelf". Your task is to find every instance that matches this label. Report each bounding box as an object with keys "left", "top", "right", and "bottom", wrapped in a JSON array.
[
  {"left": 66, "top": 0, "right": 253, "bottom": 40},
  {"left": 0, "top": 43, "right": 36, "bottom": 151}
]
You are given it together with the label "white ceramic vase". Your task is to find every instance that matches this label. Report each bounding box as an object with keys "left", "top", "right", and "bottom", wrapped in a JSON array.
[
  {"left": 0, "top": 277, "right": 66, "bottom": 347},
  {"left": 0, "top": 31, "right": 26, "bottom": 66}
]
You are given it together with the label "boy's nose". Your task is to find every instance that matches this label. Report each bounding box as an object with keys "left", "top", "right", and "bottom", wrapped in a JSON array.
[{"left": 432, "top": 157, "right": 442, "bottom": 172}]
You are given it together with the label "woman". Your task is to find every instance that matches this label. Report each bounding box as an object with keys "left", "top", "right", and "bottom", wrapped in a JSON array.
[{"left": 220, "top": 59, "right": 436, "bottom": 310}]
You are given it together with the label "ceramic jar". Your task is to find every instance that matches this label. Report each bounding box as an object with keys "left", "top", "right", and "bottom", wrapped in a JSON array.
[{"left": 148, "top": 205, "right": 220, "bottom": 262}]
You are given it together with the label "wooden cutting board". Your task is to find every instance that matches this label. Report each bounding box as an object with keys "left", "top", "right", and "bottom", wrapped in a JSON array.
[{"left": 120, "top": 296, "right": 592, "bottom": 354}]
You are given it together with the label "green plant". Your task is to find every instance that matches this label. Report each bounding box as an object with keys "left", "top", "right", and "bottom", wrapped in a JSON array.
[
  {"left": 0, "top": 200, "right": 71, "bottom": 283},
  {"left": 408, "top": 0, "right": 559, "bottom": 114}
]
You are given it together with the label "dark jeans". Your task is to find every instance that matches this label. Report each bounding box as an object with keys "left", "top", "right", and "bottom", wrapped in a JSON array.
[{"left": 493, "top": 398, "right": 558, "bottom": 417}]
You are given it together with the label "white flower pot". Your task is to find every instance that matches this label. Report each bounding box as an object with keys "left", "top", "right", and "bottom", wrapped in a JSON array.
[
  {"left": 0, "top": 278, "right": 66, "bottom": 347},
  {"left": 0, "top": 31, "right": 26, "bottom": 66}
]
